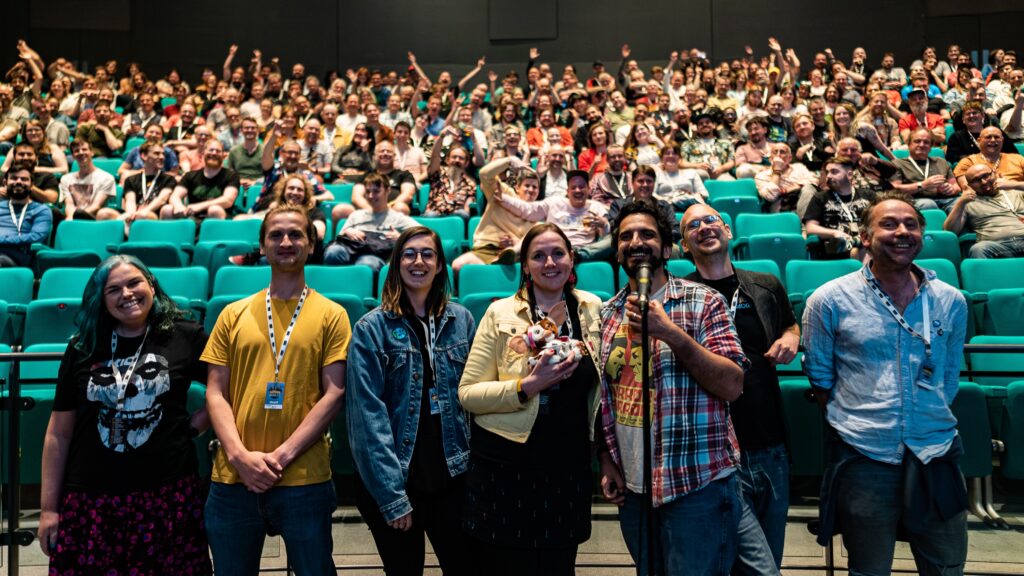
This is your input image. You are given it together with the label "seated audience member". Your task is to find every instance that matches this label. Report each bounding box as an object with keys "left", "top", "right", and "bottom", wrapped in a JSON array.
[
  {"left": 526, "top": 107, "right": 574, "bottom": 157},
  {"left": 491, "top": 168, "right": 609, "bottom": 257},
  {"left": 161, "top": 140, "right": 239, "bottom": 221},
  {"left": 175, "top": 125, "right": 214, "bottom": 173},
  {"left": 897, "top": 88, "right": 945, "bottom": 146},
  {"left": 788, "top": 112, "right": 834, "bottom": 173},
  {"left": 589, "top": 144, "right": 633, "bottom": 205},
  {"left": 0, "top": 162, "right": 52, "bottom": 267},
  {"left": 116, "top": 124, "right": 180, "bottom": 185},
  {"left": 755, "top": 142, "right": 818, "bottom": 214},
  {"left": 332, "top": 122, "right": 375, "bottom": 184},
  {"left": 834, "top": 137, "right": 897, "bottom": 193},
  {"left": 4, "top": 144, "right": 60, "bottom": 209},
  {"left": 578, "top": 164, "right": 680, "bottom": 262},
  {"left": 490, "top": 124, "right": 530, "bottom": 164},
  {"left": 681, "top": 112, "right": 736, "bottom": 181},
  {"left": 4, "top": 120, "right": 68, "bottom": 175},
  {"left": 577, "top": 122, "right": 611, "bottom": 176},
  {"left": 120, "top": 91, "right": 161, "bottom": 138},
  {"left": 537, "top": 143, "right": 570, "bottom": 198},
  {"left": 423, "top": 127, "right": 477, "bottom": 218},
  {"left": 654, "top": 143, "right": 708, "bottom": 211},
  {"left": 945, "top": 101, "right": 1016, "bottom": 165},
  {"left": 59, "top": 140, "right": 119, "bottom": 221},
  {"left": 216, "top": 106, "right": 245, "bottom": 151},
  {"left": 33, "top": 97, "right": 71, "bottom": 151},
  {"left": 803, "top": 156, "right": 877, "bottom": 259},
  {"left": 224, "top": 117, "right": 265, "bottom": 187},
  {"left": 945, "top": 164, "right": 1024, "bottom": 258},
  {"left": 323, "top": 172, "right": 417, "bottom": 270},
  {"left": 255, "top": 136, "right": 334, "bottom": 214},
  {"left": 451, "top": 157, "right": 538, "bottom": 271},
  {"left": 392, "top": 121, "right": 428, "bottom": 184},
  {"left": 953, "top": 127, "right": 1024, "bottom": 191},
  {"left": 764, "top": 95, "right": 793, "bottom": 143},
  {"left": 623, "top": 120, "right": 664, "bottom": 168},
  {"left": 298, "top": 117, "right": 332, "bottom": 179},
  {"left": 74, "top": 102, "right": 124, "bottom": 158},
  {"left": 734, "top": 116, "right": 773, "bottom": 178},
  {"left": 889, "top": 129, "right": 961, "bottom": 212},
  {"left": 121, "top": 142, "right": 177, "bottom": 229},
  {"left": 345, "top": 141, "right": 416, "bottom": 219},
  {"left": 163, "top": 102, "right": 204, "bottom": 155}
]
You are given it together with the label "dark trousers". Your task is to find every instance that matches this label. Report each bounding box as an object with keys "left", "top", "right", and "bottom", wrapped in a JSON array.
[{"left": 354, "top": 473, "right": 471, "bottom": 576}]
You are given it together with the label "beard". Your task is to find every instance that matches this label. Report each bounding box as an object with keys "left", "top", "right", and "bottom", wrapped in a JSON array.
[
  {"left": 6, "top": 183, "right": 30, "bottom": 200},
  {"left": 620, "top": 245, "right": 665, "bottom": 279}
]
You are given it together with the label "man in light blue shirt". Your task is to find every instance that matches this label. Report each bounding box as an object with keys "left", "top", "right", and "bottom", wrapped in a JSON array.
[{"left": 803, "top": 191, "right": 969, "bottom": 575}]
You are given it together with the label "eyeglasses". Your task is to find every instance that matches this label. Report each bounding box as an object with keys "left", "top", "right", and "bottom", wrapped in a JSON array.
[
  {"left": 685, "top": 214, "right": 723, "bottom": 231},
  {"left": 400, "top": 248, "right": 437, "bottom": 263}
]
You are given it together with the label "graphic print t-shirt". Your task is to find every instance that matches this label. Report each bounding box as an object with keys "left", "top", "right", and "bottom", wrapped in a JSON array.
[{"left": 54, "top": 321, "right": 208, "bottom": 492}]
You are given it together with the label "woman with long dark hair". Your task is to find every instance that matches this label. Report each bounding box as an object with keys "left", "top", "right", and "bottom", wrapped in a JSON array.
[
  {"left": 346, "top": 226, "right": 475, "bottom": 575},
  {"left": 459, "top": 223, "right": 603, "bottom": 575},
  {"left": 39, "top": 255, "right": 212, "bottom": 575}
]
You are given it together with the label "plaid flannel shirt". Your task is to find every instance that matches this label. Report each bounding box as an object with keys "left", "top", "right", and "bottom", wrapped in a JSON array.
[{"left": 598, "top": 275, "right": 748, "bottom": 507}]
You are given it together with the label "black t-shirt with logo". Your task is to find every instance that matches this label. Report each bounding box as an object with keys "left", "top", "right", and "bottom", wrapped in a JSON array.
[
  {"left": 699, "top": 274, "right": 786, "bottom": 450},
  {"left": 54, "top": 320, "right": 208, "bottom": 492}
]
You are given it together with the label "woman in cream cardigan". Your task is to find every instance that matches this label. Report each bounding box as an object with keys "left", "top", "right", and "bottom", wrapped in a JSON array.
[{"left": 458, "top": 223, "right": 603, "bottom": 576}]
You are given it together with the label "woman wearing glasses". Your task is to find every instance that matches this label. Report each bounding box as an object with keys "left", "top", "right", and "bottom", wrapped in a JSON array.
[{"left": 346, "top": 226, "right": 476, "bottom": 575}]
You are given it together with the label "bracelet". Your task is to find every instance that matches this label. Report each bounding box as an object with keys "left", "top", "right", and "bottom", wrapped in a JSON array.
[{"left": 516, "top": 378, "right": 529, "bottom": 404}]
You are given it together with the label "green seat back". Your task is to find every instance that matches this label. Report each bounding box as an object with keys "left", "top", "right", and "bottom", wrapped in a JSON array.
[
  {"left": 53, "top": 220, "right": 125, "bottom": 255},
  {"left": 709, "top": 195, "right": 761, "bottom": 222},
  {"left": 961, "top": 258, "right": 1024, "bottom": 294},
  {"left": 213, "top": 266, "right": 271, "bottom": 297},
  {"left": 915, "top": 258, "right": 960, "bottom": 288},
  {"left": 733, "top": 259, "right": 782, "bottom": 281},
  {"left": 746, "top": 234, "right": 808, "bottom": 278},
  {"left": 921, "top": 209, "right": 948, "bottom": 231},
  {"left": 985, "top": 289, "right": 1024, "bottom": 336},
  {"left": 968, "top": 335, "right": 1024, "bottom": 388},
  {"left": 151, "top": 267, "right": 210, "bottom": 303},
  {"left": 785, "top": 259, "right": 861, "bottom": 297},
  {"left": 705, "top": 179, "right": 759, "bottom": 200},
  {"left": 918, "top": 231, "right": 961, "bottom": 265},
  {"left": 1001, "top": 381, "right": 1024, "bottom": 479},
  {"left": 37, "top": 268, "right": 94, "bottom": 300},
  {"left": 950, "top": 381, "right": 993, "bottom": 477},
  {"left": 305, "top": 265, "right": 375, "bottom": 300},
  {"left": 458, "top": 264, "right": 520, "bottom": 298},
  {"left": 734, "top": 212, "right": 801, "bottom": 237},
  {"left": 575, "top": 262, "right": 615, "bottom": 297},
  {"left": 23, "top": 300, "right": 80, "bottom": 346},
  {"left": 459, "top": 292, "right": 513, "bottom": 325}
]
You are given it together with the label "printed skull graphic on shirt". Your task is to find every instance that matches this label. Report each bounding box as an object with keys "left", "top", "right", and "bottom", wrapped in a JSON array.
[{"left": 87, "top": 352, "right": 171, "bottom": 452}]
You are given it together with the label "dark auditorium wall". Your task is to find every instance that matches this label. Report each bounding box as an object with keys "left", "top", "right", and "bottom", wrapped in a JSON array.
[{"left": 4, "top": 1, "right": 1022, "bottom": 83}]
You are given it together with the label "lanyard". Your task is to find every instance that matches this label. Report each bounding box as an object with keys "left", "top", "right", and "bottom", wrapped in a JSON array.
[
  {"left": 997, "top": 191, "right": 1021, "bottom": 216},
  {"left": 266, "top": 286, "right": 309, "bottom": 380},
  {"left": 832, "top": 190, "right": 858, "bottom": 222},
  {"left": 140, "top": 170, "right": 162, "bottom": 205},
  {"left": 865, "top": 273, "right": 931, "bottom": 356},
  {"left": 908, "top": 157, "right": 930, "bottom": 180},
  {"left": 8, "top": 201, "right": 28, "bottom": 235},
  {"left": 110, "top": 327, "right": 150, "bottom": 410},
  {"left": 416, "top": 315, "right": 438, "bottom": 377}
]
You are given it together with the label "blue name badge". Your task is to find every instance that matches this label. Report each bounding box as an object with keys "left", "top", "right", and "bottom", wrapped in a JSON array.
[
  {"left": 428, "top": 388, "right": 441, "bottom": 415},
  {"left": 265, "top": 381, "right": 286, "bottom": 410}
]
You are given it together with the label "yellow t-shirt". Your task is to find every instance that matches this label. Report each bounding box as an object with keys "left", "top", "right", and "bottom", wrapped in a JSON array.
[{"left": 201, "top": 289, "right": 351, "bottom": 486}]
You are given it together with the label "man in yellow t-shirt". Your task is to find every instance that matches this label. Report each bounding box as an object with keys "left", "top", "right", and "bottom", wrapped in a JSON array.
[{"left": 202, "top": 206, "right": 350, "bottom": 575}]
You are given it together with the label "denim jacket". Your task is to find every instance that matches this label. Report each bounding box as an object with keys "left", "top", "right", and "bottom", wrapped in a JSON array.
[{"left": 345, "top": 303, "right": 476, "bottom": 522}]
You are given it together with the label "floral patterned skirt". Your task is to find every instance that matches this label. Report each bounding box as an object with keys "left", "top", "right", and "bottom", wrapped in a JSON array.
[{"left": 49, "top": 473, "right": 212, "bottom": 576}]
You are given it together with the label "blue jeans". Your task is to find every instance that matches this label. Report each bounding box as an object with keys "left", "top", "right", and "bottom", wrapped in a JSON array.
[
  {"left": 619, "top": 474, "right": 741, "bottom": 576},
  {"left": 967, "top": 237, "right": 1024, "bottom": 259},
  {"left": 836, "top": 456, "right": 967, "bottom": 576},
  {"left": 733, "top": 444, "right": 789, "bottom": 576},
  {"left": 205, "top": 481, "right": 337, "bottom": 576},
  {"left": 322, "top": 242, "right": 386, "bottom": 271}
]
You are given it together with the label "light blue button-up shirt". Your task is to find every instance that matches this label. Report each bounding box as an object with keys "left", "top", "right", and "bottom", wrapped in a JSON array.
[{"left": 802, "top": 262, "right": 967, "bottom": 465}]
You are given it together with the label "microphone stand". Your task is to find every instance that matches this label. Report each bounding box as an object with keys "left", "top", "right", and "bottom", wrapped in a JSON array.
[{"left": 639, "top": 297, "right": 656, "bottom": 576}]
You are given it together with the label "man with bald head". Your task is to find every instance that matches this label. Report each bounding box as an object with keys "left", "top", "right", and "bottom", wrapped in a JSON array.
[
  {"left": 953, "top": 126, "right": 1024, "bottom": 192},
  {"left": 680, "top": 203, "right": 798, "bottom": 575},
  {"left": 944, "top": 164, "right": 1024, "bottom": 258}
]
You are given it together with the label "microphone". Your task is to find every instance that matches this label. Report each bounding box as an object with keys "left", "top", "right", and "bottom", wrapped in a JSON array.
[{"left": 636, "top": 264, "right": 652, "bottom": 310}]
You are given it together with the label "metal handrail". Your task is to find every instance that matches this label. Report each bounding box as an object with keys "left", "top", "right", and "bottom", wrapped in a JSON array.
[{"left": 3, "top": 345, "right": 1024, "bottom": 575}]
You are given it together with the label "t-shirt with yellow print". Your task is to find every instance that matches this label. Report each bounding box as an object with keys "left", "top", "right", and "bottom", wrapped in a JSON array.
[
  {"left": 605, "top": 312, "right": 656, "bottom": 493},
  {"left": 202, "top": 289, "right": 351, "bottom": 486}
]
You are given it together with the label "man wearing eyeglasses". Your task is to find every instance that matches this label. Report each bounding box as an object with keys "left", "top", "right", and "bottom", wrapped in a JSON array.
[{"left": 680, "top": 204, "right": 800, "bottom": 576}]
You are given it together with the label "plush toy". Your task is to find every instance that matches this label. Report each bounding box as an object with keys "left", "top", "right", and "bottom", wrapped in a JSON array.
[{"left": 508, "top": 301, "right": 589, "bottom": 367}]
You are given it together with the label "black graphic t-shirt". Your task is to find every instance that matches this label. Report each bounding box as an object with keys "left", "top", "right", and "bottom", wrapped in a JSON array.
[{"left": 54, "top": 320, "right": 208, "bottom": 492}]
